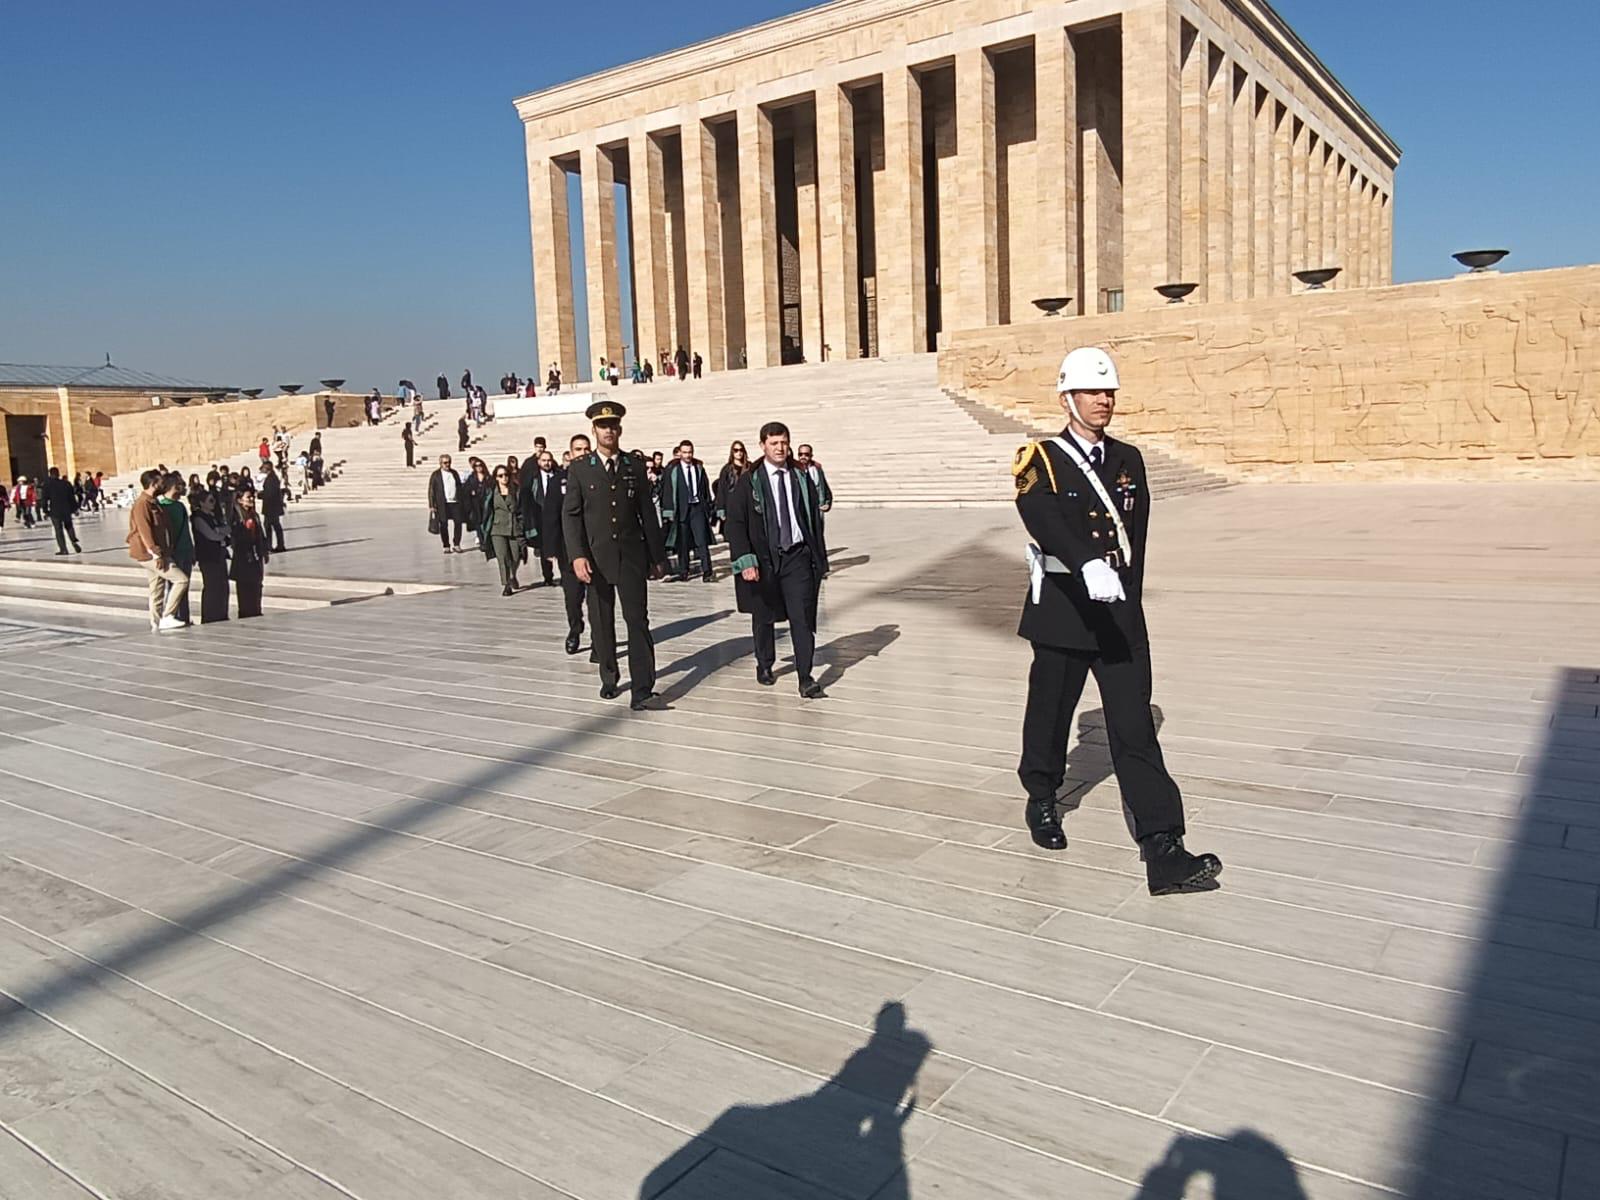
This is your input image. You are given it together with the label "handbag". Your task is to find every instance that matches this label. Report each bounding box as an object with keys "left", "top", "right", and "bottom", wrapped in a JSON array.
[{"left": 427, "top": 512, "right": 440, "bottom": 536}]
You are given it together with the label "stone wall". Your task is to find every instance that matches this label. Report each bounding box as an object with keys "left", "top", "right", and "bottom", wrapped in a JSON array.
[
  {"left": 938, "top": 264, "right": 1600, "bottom": 480},
  {"left": 110, "top": 393, "right": 378, "bottom": 475}
]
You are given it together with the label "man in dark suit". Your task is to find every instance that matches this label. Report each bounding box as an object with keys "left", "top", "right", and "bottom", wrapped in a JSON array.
[
  {"left": 1014, "top": 346, "right": 1221, "bottom": 896},
  {"left": 41, "top": 468, "right": 81, "bottom": 555},
  {"left": 662, "top": 439, "right": 715, "bottom": 582},
  {"left": 726, "top": 421, "right": 829, "bottom": 699},
  {"left": 427, "top": 454, "right": 466, "bottom": 552},
  {"left": 259, "top": 464, "right": 287, "bottom": 553},
  {"left": 562, "top": 402, "right": 669, "bottom": 709},
  {"left": 530, "top": 438, "right": 589, "bottom": 654}
]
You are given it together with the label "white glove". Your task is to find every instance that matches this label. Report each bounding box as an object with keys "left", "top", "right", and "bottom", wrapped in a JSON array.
[{"left": 1080, "top": 558, "right": 1126, "bottom": 603}]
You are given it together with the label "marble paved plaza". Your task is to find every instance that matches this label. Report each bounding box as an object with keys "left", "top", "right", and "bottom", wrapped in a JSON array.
[{"left": 1, "top": 485, "right": 1598, "bottom": 1199}]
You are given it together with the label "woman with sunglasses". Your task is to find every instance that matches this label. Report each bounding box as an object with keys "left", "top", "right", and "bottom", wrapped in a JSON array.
[
  {"left": 714, "top": 440, "right": 750, "bottom": 540},
  {"left": 480, "top": 464, "right": 530, "bottom": 596}
]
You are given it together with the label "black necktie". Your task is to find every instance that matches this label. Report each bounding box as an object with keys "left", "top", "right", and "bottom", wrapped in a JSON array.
[
  {"left": 776, "top": 469, "right": 794, "bottom": 550},
  {"left": 606, "top": 456, "right": 616, "bottom": 482},
  {"left": 1089, "top": 444, "right": 1103, "bottom": 472}
]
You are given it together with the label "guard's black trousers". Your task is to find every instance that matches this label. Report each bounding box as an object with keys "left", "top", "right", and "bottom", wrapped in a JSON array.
[
  {"left": 753, "top": 546, "right": 819, "bottom": 682},
  {"left": 587, "top": 562, "right": 655, "bottom": 698},
  {"left": 51, "top": 516, "right": 80, "bottom": 553},
  {"left": 1018, "top": 641, "right": 1185, "bottom": 842}
]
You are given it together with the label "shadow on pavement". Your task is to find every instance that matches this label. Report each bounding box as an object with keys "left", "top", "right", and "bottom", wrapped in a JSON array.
[{"left": 637, "top": 1001, "right": 930, "bottom": 1199}]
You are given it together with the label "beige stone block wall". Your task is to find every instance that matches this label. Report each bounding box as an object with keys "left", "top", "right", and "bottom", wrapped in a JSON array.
[
  {"left": 110, "top": 394, "right": 370, "bottom": 475},
  {"left": 939, "top": 265, "right": 1600, "bottom": 481}
]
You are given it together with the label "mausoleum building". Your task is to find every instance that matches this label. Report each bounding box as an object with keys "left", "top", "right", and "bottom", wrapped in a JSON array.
[{"left": 516, "top": 0, "right": 1399, "bottom": 378}]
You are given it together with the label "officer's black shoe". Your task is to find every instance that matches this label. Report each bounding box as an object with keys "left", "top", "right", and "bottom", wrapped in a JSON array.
[
  {"left": 501, "top": 585, "right": 515, "bottom": 597},
  {"left": 565, "top": 632, "right": 582, "bottom": 655},
  {"left": 599, "top": 681, "right": 621, "bottom": 700},
  {"left": 1141, "top": 831, "right": 1223, "bottom": 896},
  {"left": 630, "top": 692, "right": 661, "bottom": 711},
  {"left": 799, "top": 678, "right": 826, "bottom": 699},
  {"left": 756, "top": 667, "right": 775, "bottom": 686},
  {"left": 1024, "top": 799, "right": 1068, "bottom": 851}
]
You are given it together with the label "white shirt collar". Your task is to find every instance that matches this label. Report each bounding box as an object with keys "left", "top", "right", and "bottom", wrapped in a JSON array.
[{"left": 1065, "top": 429, "right": 1107, "bottom": 461}]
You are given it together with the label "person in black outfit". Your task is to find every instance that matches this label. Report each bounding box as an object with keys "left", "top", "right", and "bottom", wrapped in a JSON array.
[
  {"left": 562, "top": 401, "right": 669, "bottom": 709},
  {"left": 427, "top": 455, "right": 465, "bottom": 552},
  {"left": 674, "top": 346, "right": 690, "bottom": 382},
  {"left": 229, "top": 491, "right": 270, "bottom": 618},
  {"left": 41, "top": 468, "right": 81, "bottom": 554},
  {"left": 713, "top": 440, "right": 750, "bottom": 540},
  {"left": 663, "top": 440, "right": 715, "bottom": 581},
  {"left": 1014, "top": 346, "right": 1220, "bottom": 896},
  {"left": 259, "top": 463, "right": 287, "bottom": 553},
  {"left": 457, "top": 414, "right": 470, "bottom": 452},
  {"left": 191, "top": 489, "right": 230, "bottom": 623},
  {"left": 692, "top": 352, "right": 703, "bottom": 379},
  {"left": 726, "top": 421, "right": 829, "bottom": 699},
  {"left": 323, "top": 395, "right": 336, "bottom": 426},
  {"left": 402, "top": 422, "right": 415, "bottom": 468},
  {"left": 436, "top": 373, "right": 450, "bottom": 401},
  {"left": 529, "top": 442, "right": 586, "bottom": 650}
]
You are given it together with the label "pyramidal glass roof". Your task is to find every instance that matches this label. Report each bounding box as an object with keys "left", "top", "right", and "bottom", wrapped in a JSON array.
[{"left": 0, "top": 362, "right": 235, "bottom": 391}]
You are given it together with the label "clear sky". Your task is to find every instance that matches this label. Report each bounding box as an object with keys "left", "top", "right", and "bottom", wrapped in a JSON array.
[{"left": 3, "top": 1, "right": 1594, "bottom": 393}]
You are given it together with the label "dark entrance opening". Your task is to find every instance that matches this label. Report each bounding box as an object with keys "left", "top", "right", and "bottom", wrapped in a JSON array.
[{"left": 5, "top": 415, "right": 48, "bottom": 481}]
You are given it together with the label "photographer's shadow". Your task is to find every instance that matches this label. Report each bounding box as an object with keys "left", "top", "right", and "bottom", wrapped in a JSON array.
[
  {"left": 1135, "top": 1129, "right": 1308, "bottom": 1200},
  {"left": 639, "top": 1001, "right": 931, "bottom": 1199}
]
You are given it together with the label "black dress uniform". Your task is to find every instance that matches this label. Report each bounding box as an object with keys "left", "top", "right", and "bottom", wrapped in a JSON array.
[
  {"left": 562, "top": 403, "right": 669, "bottom": 703},
  {"left": 1014, "top": 429, "right": 1222, "bottom": 895},
  {"left": 528, "top": 464, "right": 584, "bottom": 651}
]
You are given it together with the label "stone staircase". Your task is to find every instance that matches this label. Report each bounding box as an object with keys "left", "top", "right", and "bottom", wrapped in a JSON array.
[
  {"left": 105, "top": 355, "right": 1230, "bottom": 510},
  {"left": 944, "top": 389, "right": 1233, "bottom": 497},
  {"left": 0, "top": 558, "right": 446, "bottom": 632}
]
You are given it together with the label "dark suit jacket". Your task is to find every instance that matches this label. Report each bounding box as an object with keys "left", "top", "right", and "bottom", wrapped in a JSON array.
[
  {"left": 522, "top": 468, "right": 569, "bottom": 561},
  {"left": 726, "top": 461, "right": 829, "bottom": 623},
  {"left": 663, "top": 460, "right": 714, "bottom": 523},
  {"left": 562, "top": 450, "right": 667, "bottom": 582},
  {"left": 42, "top": 477, "right": 77, "bottom": 518},
  {"left": 1014, "top": 432, "right": 1151, "bottom": 652},
  {"left": 259, "top": 470, "right": 284, "bottom": 519},
  {"left": 427, "top": 468, "right": 463, "bottom": 512}
]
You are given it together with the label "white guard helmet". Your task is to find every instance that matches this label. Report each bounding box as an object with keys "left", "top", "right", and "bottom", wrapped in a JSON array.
[{"left": 1056, "top": 346, "right": 1120, "bottom": 393}]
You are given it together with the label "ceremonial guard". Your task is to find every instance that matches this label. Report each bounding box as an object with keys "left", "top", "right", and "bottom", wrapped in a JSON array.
[
  {"left": 1013, "top": 347, "right": 1222, "bottom": 895},
  {"left": 562, "top": 401, "right": 670, "bottom": 709}
]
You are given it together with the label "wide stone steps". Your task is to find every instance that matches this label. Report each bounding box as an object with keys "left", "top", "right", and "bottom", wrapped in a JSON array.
[
  {"left": 106, "top": 354, "right": 1234, "bottom": 511},
  {"left": 0, "top": 559, "right": 446, "bottom": 629}
]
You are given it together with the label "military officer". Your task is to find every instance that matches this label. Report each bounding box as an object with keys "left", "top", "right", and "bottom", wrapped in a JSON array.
[
  {"left": 1013, "top": 346, "right": 1222, "bottom": 896},
  {"left": 563, "top": 400, "right": 670, "bottom": 710}
]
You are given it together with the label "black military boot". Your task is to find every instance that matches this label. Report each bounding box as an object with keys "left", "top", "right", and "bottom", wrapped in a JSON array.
[
  {"left": 1141, "top": 831, "right": 1223, "bottom": 895},
  {"left": 1024, "top": 798, "right": 1067, "bottom": 851}
]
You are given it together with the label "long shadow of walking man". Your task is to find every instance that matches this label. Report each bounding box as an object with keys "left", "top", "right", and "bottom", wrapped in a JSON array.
[
  {"left": 1135, "top": 1130, "right": 1308, "bottom": 1200},
  {"left": 639, "top": 1002, "right": 931, "bottom": 1199}
]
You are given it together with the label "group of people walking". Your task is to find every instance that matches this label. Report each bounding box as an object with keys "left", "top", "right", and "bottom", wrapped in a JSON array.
[
  {"left": 1, "top": 468, "right": 101, "bottom": 553},
  {"left": 424, "top": 401, "right": 835, "bottom": 708}
]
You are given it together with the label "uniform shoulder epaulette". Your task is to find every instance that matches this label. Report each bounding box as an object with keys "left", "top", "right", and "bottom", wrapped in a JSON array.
[{"left": 1012, "top": 441, "right": 1057, "bottom": 495}]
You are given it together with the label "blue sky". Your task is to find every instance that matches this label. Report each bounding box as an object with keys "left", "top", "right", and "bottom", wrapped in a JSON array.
[{"left": 3, "top": 1, "right": 1594, "bottom": 393}]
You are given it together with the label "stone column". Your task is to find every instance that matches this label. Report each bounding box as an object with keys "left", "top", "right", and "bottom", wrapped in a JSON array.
[
  {"left": 580, "top": 144, "right": 624, "bottom": 373},
  {"left": 1379, "top": 189, "right": 1394, "bottom": 284},
  {"left": 1205, "top": 47, "right": 1232, "bottom": 301},
  {"left": 1252, "top": 87, "right": 1274, "bottom": 296},
  {"left": 954, "top": 45, "right": 999, "bottom": 329},
  {"left": 1363, "top": 180, "right": 1377, "bottom": 287},
  {"left": 681, "top": 117, "right": 726, "bottom": 372},
  {"left": 793, "top": 118, "right": 824, "bottom": 361},
  {"left": 1271, "top": 101, "right": 1291, "bottom": 294},
  {"left": 1034, "top": 26, "right": 1079, "bottom": 315},
  {"left": 527, "top": 142, "right": 579, "bottom": 380},
  {"left": 1290, "top": 117, "right": 1309, "bottom": 281},
  {"left": 1322, "top": 147, "right": 1339, "bottom": 283},
  {"left": 1178, "top": 26, "right": 1208, "bottom": 301},
  {"left": 879, "top": 62, "right": 927, "bottom": 352},
  {"left": 1122, "top": 0, "right": 1182, "bottom": 309},
  {"left": 1335, "top": 160, "right": 1352, "bottom": 288},
  {"left": 628, "top": 130, "right": 671, "bottom": 374},
  {"left": 1306, "top": 133, "right": 1323, "bottom": 271},
  {"left": 815, "top": 80, "right": 858, "bottom": 359},
  {"left": 1231, "top": 67, "right": 1254, "bottom": 298},
  {"left": 737, "top": 105, "right": 782, "bottom": 370}
]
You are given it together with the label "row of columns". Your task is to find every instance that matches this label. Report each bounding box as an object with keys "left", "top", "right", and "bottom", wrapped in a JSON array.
[
  {"left": 527, "top": 7, "right": 1395, "bottom": 375},
  {"left": 1169, "top": 14, "right": 1392, "bottom": 303}
]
